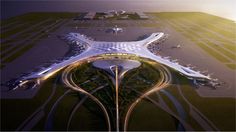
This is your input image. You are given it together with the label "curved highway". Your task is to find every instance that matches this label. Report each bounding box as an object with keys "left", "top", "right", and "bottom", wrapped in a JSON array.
[
  {"left": 123, "top": 65, "right": 172, "bottom": 131},
  {"left": 61, "top": 62, "right": 111, "bottom": 131},
  {"left": 66, "top": 84, "right": 108, "bottom": 130},
  {"left": 123, "top": 64, "right": 195, "bottom": 131}
]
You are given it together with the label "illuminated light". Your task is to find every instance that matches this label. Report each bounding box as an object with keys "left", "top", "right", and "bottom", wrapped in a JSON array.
[
  {"left": 37, "top": 68, "right": 52, "bottom": 75},
  {"left": 19, "top": 80, "right": 29, "bottom": 87},
  {"left": 21, "top": 32, "right": 210, "bottom": 84},
  {"left": 41, "top": 68, "right": 63, "bottom": 80}
]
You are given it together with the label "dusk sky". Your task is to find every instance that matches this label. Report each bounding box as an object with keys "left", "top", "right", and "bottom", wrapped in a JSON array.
[{"left": 1, "top": 0, "right": 236, "bottom": 21}]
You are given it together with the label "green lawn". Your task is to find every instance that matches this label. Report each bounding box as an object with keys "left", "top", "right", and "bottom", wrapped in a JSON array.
[
  {"left": 69, "top": 98, "right": 107, "bottom": 131},
  {"left": 181, "top": 85, "right": 236, "bottom": 131},
  {"left": 1, "top": 12, "right": 76, "bottom": 39},
  {"left": 1, "top": 12, "right": 76, "bottom": 64},
  {"left": 151, "top": 71, "right": 236, "bottom": 131},
  {"left": 226, "top": 63, "right": 236, "bottom": 69},
  {"left": 149, "top": 12, "right": 236, "bottom": 69},
  {"left": 2, "top": 43, "right": 35, "bottom": 63},
  {"left": 170, "top": 73, "right": 236, "bottom": 131},
  {"left": 128, "top": 100, "right": 177, "bottom": 131},
  {"left": 1, "top": 77, "right": 56, "bottom": 130},
  {"left": 196, "top": 42, "right": 230, "bottom": 62}
]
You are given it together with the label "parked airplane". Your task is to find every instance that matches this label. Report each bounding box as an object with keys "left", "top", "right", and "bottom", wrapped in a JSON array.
[
  {"left": 112, "top": 25, "right": 123, "bottom": 34},
  {"left": 171, "top": 44, "right": 181, "bottom": 49},
  {"left": 163, "top": 56, "right": 170, "bottom": 59},
  {"left": 171, "top": 59, "right": 178, "bottom": 62}
]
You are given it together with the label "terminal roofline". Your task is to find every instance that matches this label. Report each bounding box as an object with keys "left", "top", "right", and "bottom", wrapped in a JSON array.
[{"left": 21, "top": 32, "right": 211, "bottom": 82}]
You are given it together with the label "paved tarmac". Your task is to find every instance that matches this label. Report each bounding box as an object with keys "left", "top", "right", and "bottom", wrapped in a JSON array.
[{"left": 1, "top": 19, "right": 235, "bottom": 98}]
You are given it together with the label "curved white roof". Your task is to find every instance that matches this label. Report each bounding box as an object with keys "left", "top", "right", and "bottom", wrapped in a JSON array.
[{"left": 22, "top": 32, "right": 211, "bottom": 81}]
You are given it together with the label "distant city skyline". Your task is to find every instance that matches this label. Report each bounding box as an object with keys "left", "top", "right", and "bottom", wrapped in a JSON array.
[{"left": 1, "top": 0, "right": 235, "bottom": 21}]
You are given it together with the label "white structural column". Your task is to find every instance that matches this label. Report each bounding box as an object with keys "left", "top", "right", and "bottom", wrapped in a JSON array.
[{"left": 115, "top": 65, "right": 119, "bottom": 132}]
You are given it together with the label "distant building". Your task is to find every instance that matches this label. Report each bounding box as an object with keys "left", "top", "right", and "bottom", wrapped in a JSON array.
[
  {"left": 104, "top": 14, "right": 114, "bottom": 18},
  {"left": 127, "top": 12, "right": 136, "bottom": 15},
  {"left": 104, "top": 10, "right": 126, "bottom": 17},
  {"left": 98, "top": 16, "right": 104, "bottom": 20},
  {"left": 120, "top": 15, "right": 129, "bottom": 19},
  {"left": 136, "top": 12, "right": 149, "bottom": 19},
  {"left": 73, "top": 14, "right": 83, "bottom": 20},
  {"left": 84, "top": 12, "right": 96, "bottom": 20},
  {"left": 117, "top": 10, "right": 126, "bottom": 15},
  {"left": 105, "top": 10, "right": 125, "bottom": 15}
]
